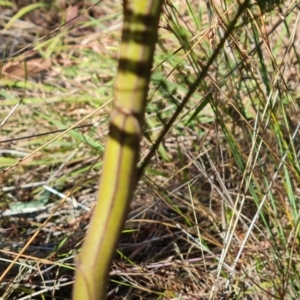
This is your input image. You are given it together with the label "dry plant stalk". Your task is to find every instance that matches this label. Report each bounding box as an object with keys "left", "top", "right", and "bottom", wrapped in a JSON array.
[{"left": 72, "top": 1, "right": 164, "bottom": 299}]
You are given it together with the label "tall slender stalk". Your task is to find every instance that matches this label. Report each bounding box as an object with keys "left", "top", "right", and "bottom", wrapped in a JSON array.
[{"left": 72, "top": 1, "right": 164, "bottom": 299}]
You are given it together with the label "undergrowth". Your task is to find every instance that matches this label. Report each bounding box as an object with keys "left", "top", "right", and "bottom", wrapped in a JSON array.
[{"left": 0, "top": 0, "right": 299, "bottom": 299}]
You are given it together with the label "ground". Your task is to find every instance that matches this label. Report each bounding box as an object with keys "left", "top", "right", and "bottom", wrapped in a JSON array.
[{"left": 0, "top": 0, "right": 300, "bottom": 299}]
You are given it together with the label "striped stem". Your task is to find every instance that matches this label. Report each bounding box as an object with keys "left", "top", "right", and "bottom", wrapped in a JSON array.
[{"left": 72, "top": 2, "right": 164, "bottom": 299}]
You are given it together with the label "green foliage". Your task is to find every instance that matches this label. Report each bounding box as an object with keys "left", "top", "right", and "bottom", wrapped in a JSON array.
[{"left": 1, "top": 0, "right": 300, "bottom": 299}]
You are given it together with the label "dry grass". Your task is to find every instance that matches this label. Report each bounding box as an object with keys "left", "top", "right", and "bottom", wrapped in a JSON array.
[{"left": 0, "top": 0, "right": 300, "bottom": 299}]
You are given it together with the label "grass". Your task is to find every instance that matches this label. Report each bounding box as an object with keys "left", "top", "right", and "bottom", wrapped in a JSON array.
[{"left": 0, "top": 0, "right": 300, "bottom": 299}]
